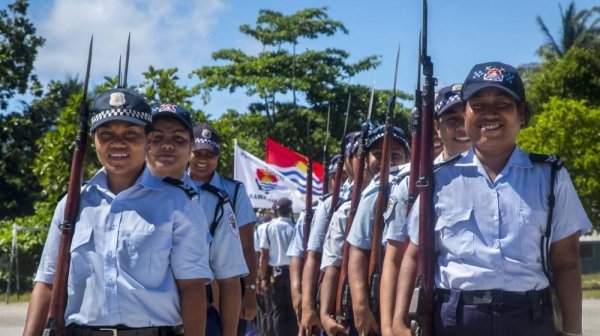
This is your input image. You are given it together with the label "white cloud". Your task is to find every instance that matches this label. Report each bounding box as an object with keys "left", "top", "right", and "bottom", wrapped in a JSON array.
[{"left": 34, "top": 0, "right": 227, "bottom": 87}]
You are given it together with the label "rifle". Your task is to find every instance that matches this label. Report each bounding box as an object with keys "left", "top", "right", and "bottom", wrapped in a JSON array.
[
  {"left": 411, "top": 1, "right": 437, "bottom": 335},
  {"left": 300, "top": 114, "right": 318, "bottom": 336},
  {"left": 334, "top": 85, "right": 374, "bottom": 327},
  {"left": 322, "top": 104, "right": 332, "bottom": 195},
  {"left": 407, "top": 35, "right": 422, "bottom": 215},
  {"left": 327, "top": 93, "right": 351, "bottom": 223},
  {"left": 43, "top": 37, "right": 93, "bottom": 336},
  {"left": 368, "top": 44, "right": 401, "bottom": 324}
]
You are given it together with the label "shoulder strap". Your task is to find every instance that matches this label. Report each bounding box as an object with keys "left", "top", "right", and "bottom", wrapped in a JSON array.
[
  {"left": 433, "top": 153, "right": 462, "bottom": 172},
  {"left": 201, "top": 183, "right": 231, "bottom": 237},
  {"left": 162, "top": 177, "right": 198, "bottom": 199},
  {"left": 529, "top": 153, "right": 563, "bottom": 279},
  {"left": 223, "top": 176, "right": 243, "bottom": 211}
]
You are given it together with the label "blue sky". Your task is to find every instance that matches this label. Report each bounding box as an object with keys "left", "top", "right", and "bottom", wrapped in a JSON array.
[{"left": 4, "top": 0, "right": 599, "bottom": 116}]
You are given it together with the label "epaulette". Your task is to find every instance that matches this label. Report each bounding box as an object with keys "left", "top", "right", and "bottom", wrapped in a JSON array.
[
  {"left": 433, "top": 153, "right": 462, "bottom": 171},
  {"left": 311, "top": 199, "right": 319, "bottom": 207},
  {"left": 391, "top": 170, "right": 411, "bottom": 184},
  {"left": 320, "top": 193, "right": 333, "bottom": 202},
  {"left": 529, "top": 153, "right": 563, "bottom": 169},
  {"left": 57, "top": 181, "right": 89, "bottom": 202},
  {"left": 162, "top": 177, "right": 198, "bottom": 199},
  {"left": 201, "top": 183, "right": 231, "bottom": 204},
  {"left": 223, "top": 176, "right": 243, "bottom": 186}
]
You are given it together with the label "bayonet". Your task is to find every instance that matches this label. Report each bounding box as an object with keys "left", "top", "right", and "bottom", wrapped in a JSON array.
[{"left": 123, "top": 33, "right": 131, "bottom": 88}]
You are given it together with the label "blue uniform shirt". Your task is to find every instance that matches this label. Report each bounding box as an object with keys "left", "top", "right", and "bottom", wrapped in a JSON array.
[
  {"left": 191, "top": 171, "right": 257, "bottom": 228},
  {"left": 306, "top": 180, "right": 353, "bottom": 253},
  {"left": 259, "top": 217, "right": 295, "bottom": 266},
  {"left": 35, "top": 167, "right": 212, "bottom": 327},
  {"left": 347, "top": 164, "right": 410, "bottom": 250},
  {"left": 403, "top": 147, "right": 592, "bottom": 291},
  {"left": 385, "top": 153, "right": 449, "bottom": 243},
  {"left": 287, "top": 201, "right": 319, "bottom": 258},
  {"left": 183, "top": 174, "right": 248, "bottom": 280},
  {"left": 320, "top": 200, "right": 352, "bottom": 270}
]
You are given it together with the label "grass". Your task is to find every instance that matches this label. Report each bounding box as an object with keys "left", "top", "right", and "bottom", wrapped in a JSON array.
[
  {"left": 1, "top": 291, "right": 31, "bottom": 304},
  {"left": 582, "top": 272, "right": 600, "bottom": 299}
]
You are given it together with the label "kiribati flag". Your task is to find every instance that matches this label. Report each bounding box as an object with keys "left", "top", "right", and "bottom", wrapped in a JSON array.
[{"left": 265, "top": 137, "right": 324, "bottom": 196}]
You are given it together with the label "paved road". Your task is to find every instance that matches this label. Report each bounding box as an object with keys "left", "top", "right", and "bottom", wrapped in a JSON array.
[{"left": 3, "top": 300, "right": 600, "bottom": 335}]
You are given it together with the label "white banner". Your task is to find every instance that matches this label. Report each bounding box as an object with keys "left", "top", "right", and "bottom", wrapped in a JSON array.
[{"left": 234, "top": 142, "right": 304, "bottom": 212}]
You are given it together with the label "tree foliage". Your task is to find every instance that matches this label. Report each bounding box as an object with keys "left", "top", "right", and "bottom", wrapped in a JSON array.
[
  {"left": 0, "top": 79, "right": 81, "bottom": 220},
  {"left": 536, "top": 1, "right": 600, "bottom": 59},
  {"left": 518, "top": 98, "right": 600, "bottom": 230},
  {"left": 192, "top": 7, "right": 381, "bottom": 122},
  {"left": 525, "top": 47, "right": 600, "bottom": 113},
  {"left": 0, "top": 0, "right": 45, "bottom": 109}
]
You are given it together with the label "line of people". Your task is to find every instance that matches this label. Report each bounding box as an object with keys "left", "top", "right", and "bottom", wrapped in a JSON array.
[
  {"left": 285, "top": 62, "right": 590, "bottom": 336},
  {"left": 24, "top": 89, "right": 260, "bottom": 336},
  {"left": 22, "top": 60, "right": 591, "bottom": 336}
]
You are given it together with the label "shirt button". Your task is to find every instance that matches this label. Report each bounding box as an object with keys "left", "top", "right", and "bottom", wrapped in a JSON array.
[
  {"left": 493, "top": 240, "right": 500, "bottom": 249},
  {"left": 492, "top": 215, "right": 498, "bottom": 220}
]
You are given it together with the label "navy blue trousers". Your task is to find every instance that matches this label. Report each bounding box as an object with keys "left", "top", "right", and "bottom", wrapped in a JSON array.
[{"left": 434, "top": 290, "right": 558, "bottom": 336}]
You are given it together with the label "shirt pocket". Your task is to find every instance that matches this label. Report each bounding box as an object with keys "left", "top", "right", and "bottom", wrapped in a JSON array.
[
  {"left": 122, "top": 227, "right": 172, "bottom": 287},
  {"left": 69, "top": 228, "right": 94, "bottom": 283},
  {"left": 518, "top": 208, "right": 547, "bottom": 263},
  {"left": 435, "top": 208, "right": 475, "bottom": 260}
]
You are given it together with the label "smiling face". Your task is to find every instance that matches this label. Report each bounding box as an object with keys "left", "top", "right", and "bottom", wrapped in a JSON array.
[
  {"left": 189, "top": 149, "right": 219, "bottom": 182},
  {"left": 435, "top": 105, "right": 471, "bottom": 158},
  {"left": 146, "top": 117, "right": 192, "bottom": 179},
  {"left": 367, "top": 139, "right": 408, "bottom": 177},
  {"left": 465, "top": 87, "right": 523, "bottom": 155},
  {"left": 93, "top": 121, "right": 147, "bottom": 192}
]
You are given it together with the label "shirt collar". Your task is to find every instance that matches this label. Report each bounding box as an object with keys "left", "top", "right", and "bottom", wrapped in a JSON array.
[
  {"left": 137, "top": 165, "right": 163, "bottom": 190},
  {"left": 84, "top": 165, "right": 161, "bottom": 193},
  {"left": 455, "top": 146, "right": 531, "bottom": 173}
]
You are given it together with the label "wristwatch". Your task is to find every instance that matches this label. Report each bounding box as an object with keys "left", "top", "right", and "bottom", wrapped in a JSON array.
[{"left": 245, "top": 283, "right": 257, "bottom": 290}]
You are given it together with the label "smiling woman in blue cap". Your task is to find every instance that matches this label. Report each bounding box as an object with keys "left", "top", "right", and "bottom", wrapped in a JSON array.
[
  {"left": 23, "top": 88, "right": 212, "bottom": 336},
  {"left": 391, "top": 62, "right": 591, "bottom": 336}
]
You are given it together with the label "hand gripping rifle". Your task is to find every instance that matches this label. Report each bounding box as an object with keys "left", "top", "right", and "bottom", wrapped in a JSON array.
[
  {"left": 43, "top": 37, "right": 93, "bottom": 336},
  {"left": 334, "top": 85, "right": 374, "bottom": 328},
  {"left": 368, "top": 45, "right": 401, "bottom": 325},
  {"left": 411, "top": 1, "right": 437, "bottom": 335}
]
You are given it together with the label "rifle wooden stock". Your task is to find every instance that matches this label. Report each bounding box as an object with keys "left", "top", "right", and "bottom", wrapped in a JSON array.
[
  {"left": 334, "top": 125, "right": 368, "bottom": 326},
  {"left": 43, "top": 37, "right": 93, "bottom": 336},
  {"left": 367, "top": 119, "right": 393, "bottom": 321},
  {"left": 414, "top": 1, "right": 436, "bottom": 333},
  {"left": 300, "top": 158, "right": 318, "bottom": 336}
]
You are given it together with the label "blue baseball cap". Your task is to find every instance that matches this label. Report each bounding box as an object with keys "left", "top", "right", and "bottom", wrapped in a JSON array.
[
  {"left": 461, "top": 61, "right": 525, "bottom": 102},
  {"left": 152, "top": 103, "right": 193, "bottom": 131},
  {"left": 343, "top": 131, "right": 361, "bottom": 157},
  {"left": 434, "top": 84, "right": 463, "bottom": 117},
  {"left": 193, "top": 121, "right": 221, "bottom": 154},
  {"left": 91, "top": 88, "right": 152, "bottom": 132},
  {"left": 328, "top": 154, "right": 342, "bottom": 175},
  {"left": 366, "top": 124, "right": 410, "bottom": 154}
]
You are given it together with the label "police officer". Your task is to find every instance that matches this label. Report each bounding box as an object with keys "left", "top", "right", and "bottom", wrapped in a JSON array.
[
  {"left": 146, "top": 103, "right": 249, "bottom": 336},
  {"left": 319, "top": 125, "right": 399, "bottom": 336},
  {"left": 345, "top": 125, "right": 411, "bottom": 336},
  {"left": 393, "top": 62, "right": 591, "bottom": 336},
  {"left": 379, "top": 83, "right": 472, "bottom": 335},
  {"left": 24, "top": 89, "right": 212, "bottom": 336},
  {"left": 254, "top": 206, "right": 273, "bottom": 336},
  {"left": 188, "top": 122, "right": 259, "bottom": 333},
  {"left": 300, "top": 132, "right": 360, "bottom": 332},
  {"left": 259, "top": 197, "right": 298, "bottom": 335}
]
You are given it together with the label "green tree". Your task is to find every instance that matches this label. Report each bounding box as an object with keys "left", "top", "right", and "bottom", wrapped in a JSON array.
[
  {"left": 192, "top": 7, "right": 380, "bottom": 120},
  {"left": 0, "top": 0, "right": 45, "bottom": 109},
  {"left": 0, "top": 79, "right": 82, "bottom": 220},
  {"left": 525, "top": 47, "right": 600, "bottom": 112},
  {"left": 536, "top": 2, "right": 600, "bottom": 59},
  {"left": 518, "top": 98, "right": 600, "bottom": 230},
  {"left": 138, "top": 66, "right": 208, "bottom": 123}
]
